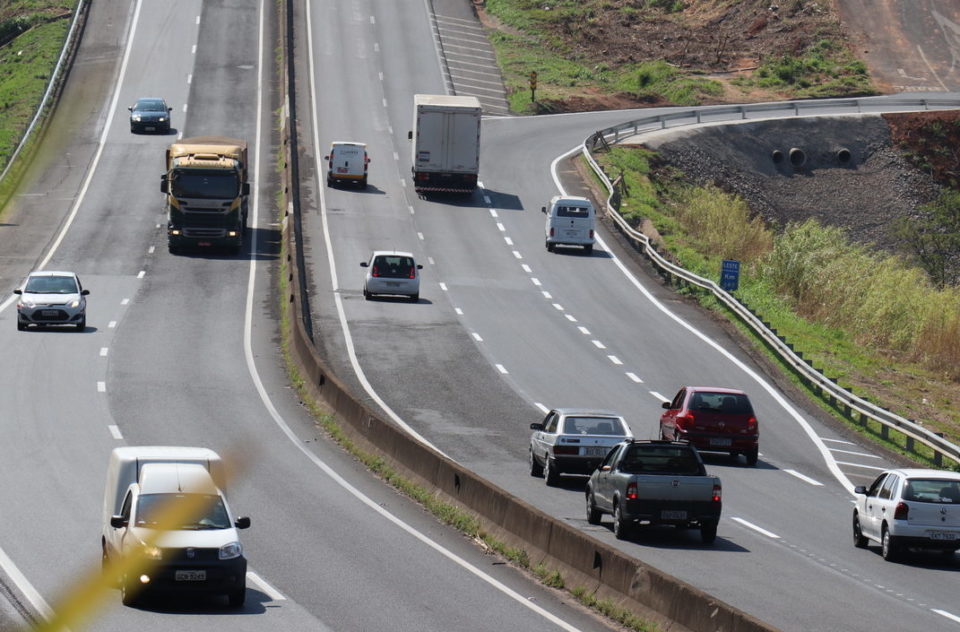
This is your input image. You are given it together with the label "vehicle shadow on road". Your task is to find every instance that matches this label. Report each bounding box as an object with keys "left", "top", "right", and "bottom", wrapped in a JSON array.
[
  {"left": 549, "top": 246, "right": 613, "bottom": 259},
  {"left": 865, "top": 549, "right": 960, "bottom": 570},
  {"left": 174, "top": 226, "right": 280, "bottom": 261},
  {"left": 122, "top": 588, "right": 271, "bottom": 615},
  {"left": 615, "top": 525, "right": 751, "bottom": 553},
  {"left": 699, "top": 453, "right": 778, "bottom": 471}
]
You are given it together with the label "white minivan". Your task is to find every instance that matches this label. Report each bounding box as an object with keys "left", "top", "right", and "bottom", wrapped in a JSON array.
[
  {"left": 542, "top": 195, "right": 595, "bottom": 254},
  {"left": 324, "top": 141, "right": 369, "bottom": 188}
]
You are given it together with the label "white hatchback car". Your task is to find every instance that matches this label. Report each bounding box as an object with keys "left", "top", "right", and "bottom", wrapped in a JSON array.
[
  {"left": 361, "top": 251, "right": 422, "bottom": 302},
  {"left": 14, "top": 270, "right": 89, "bottom": 331},
  {"left": 853, "top": 468, "right": 960, "bottom": 561}
]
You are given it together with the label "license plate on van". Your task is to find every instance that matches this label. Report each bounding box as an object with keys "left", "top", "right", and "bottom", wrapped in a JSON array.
[
  {"left": 662, "top": 510, "right": 687, "bottom": 520},
  {"left": 563, "top": 230, "right": 581, "bottom": 238},
  {"left": 175, "top": 570, "right": 206, "bottom": 581}
]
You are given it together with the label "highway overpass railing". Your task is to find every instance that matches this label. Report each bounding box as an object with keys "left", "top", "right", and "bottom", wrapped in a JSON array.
[{"left": 580, "top": 95, "right": 960, "bottom": 471}]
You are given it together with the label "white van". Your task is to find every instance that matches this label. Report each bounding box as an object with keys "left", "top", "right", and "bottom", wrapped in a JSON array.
[
  {"left": 543, "top": 195, "right": 595, "bottom": 254},
  {"left": 101, "top": 447, "right": 250, "bottom": 607},
  {"left": 324, "top": 141, "right": 369, "bottom": 188}
]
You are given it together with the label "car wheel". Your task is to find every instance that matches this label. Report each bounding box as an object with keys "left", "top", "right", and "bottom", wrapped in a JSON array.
[
  {"left": 701, "top": 520, "right": 718, "bottom": 544},
  {"left": 853, "top": 513, "right": 868, "bottom": 548},
  {"left": 76, "top": 317, "right": 85, "bottom": 332},
  {"left": 17, "top": 321, "right": 26, "bottom": 331},
  {"left": 586, "top": 490, "right": 602, "bottom": 525},
  {"left": 613, "top": 502, "right": 632, "bottom": 540},
  {"left": 881, "top": 526, "right": 901, "bottom": 562},
  {"left": 363, "top": 288, "right": 371, "bottom": 300},
  {"left": 745, "top": 448, "right": 759, "bottom": 466},
  {"left": 545, "top": 241, "right": 555, "bottom": 252},
  {"left": 544, "top": 458, "right": 559, "bottom": 487},
  {"left": 583, "top": 244, "right": 593, "bottom": 255},
  {"left": 120, "top": 575, "right": 139, "bottom": 607},
  {"left": 228, "top": 586, "right": 246, "bottom": 608},
  {"left": 528, "top": 448, "right": 543, "bottom": 477},
  {"left": 410, "top": 293, "right": 419, "bottom": 302}
]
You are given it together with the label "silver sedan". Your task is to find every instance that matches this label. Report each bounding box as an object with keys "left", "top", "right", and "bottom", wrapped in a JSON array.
[
  {"left": 529, "top": 408, "right": 633, "bottom": 486},
  {"left": 14, "top": 271, "right": 89, "bottom": 331}
]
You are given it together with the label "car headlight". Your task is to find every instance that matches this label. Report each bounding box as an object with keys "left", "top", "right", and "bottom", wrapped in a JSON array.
[
  {"left": 69, "top": 299, "right": 81, "bottom": 308},
  {"left": 132, "top": 114, "right": 141, "bottom": 121},
  {"left": 19, "top": 298, "right": 36, "bottom": 308},
  {"left": 139, "top": 545, "right": 162, "bottom": 560},
  {"left": 158, "top": 117, "right": 166, "bottom": 122},
  {"left": 219, "top": 541, "right": 242, "bottom": 560}
]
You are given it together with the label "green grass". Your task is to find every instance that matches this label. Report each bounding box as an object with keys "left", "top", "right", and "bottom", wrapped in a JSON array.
[{"left": 736, "top": 38, "right": 874, "bottom": 98}]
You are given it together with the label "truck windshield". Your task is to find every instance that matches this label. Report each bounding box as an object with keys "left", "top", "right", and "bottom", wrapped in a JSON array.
[
  {"left": 171, "top": 170, "right": 239, "bottom": 199},
  {"left": 135, "top": 493, "right": 232, "bottom": 530}
]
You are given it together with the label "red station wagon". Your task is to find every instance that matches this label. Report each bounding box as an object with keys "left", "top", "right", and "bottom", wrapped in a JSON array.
[{"left": 659, "top": 386, "right": 759, "bottom": 466}]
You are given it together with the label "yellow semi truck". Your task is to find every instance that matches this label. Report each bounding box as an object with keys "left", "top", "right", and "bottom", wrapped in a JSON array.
[{"left": 160, "top": 137, "right": 250, "bottom": 254}]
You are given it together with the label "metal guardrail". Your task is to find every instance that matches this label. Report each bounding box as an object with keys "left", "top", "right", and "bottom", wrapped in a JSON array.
[{"left": 581, "top": 96, "right": 960, "bottom": 470}]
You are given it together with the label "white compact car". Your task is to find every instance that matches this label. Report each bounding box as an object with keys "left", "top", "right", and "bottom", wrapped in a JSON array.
[
  {"left": 361, "top": 251, "right": 422, "bottom": 301},
  {"left": 853, "top": 468, "right": 960, "bottom": 561},
  {"left": 325, "top": 141, "right": 369, "bottom": 188},
  {"left": 14, "top": 270, "right": 89, "bottom": 331},
  {"left": 529, "top": 408, "right": 633, "bottom": 486},
  {"left": 543, "top": 195, "right": 596, "bottom": 254}
]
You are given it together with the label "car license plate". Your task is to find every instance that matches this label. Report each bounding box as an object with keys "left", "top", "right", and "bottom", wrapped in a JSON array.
[
  {"left": 584, "top": 447, "right": 609, "bottom": 457},
  {"left": 710, "top": 438, "right": 732, "bottom": 447},
  {"left": 927, "top": 531, "right": 957, "bottom": 541},
  {"left": 386, "top": 282, "right": 400, "bottom": 287},
  {"left": 564, "top": 230, "right": 580, "bottom": 238},
  {"left": 197, "top": 241, "right": 211, "bottom": 247},
  {"left": 145, "top": 126, "right": 155, "bottom": 131},
  {"left": 662, "top": 510, "right": 687, "bottom": 520},
  {"left": 175, "top": 570, "right": 206, "bottom": 581},
  {"left": 337, "top": 167, "right": 348, "bottom": 173},
  {"left": 41, "top": 309, "right": 59, "bottom": 317}
]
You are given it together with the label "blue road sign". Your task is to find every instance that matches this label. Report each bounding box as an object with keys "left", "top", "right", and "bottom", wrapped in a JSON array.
[{"left": 720, "top": 259, "right": 740, "bottom": 291}]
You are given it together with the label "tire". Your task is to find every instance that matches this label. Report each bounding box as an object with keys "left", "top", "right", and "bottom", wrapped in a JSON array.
[
  {"left": 881, "top": 526, "right": 901, "bottom": 562},
  {"left": 529, "top": 448, "right": 543, "bottom": 477},
  {"left": 853, "top": 513, "right": 868, "bottom": 548},
  {"left": 410, "top": 293, "right": 419, "bottom": 302},
  {"left": 701, "top": 520, "right": 718, "bottom": 544},
  {"left": 586, "top": 491, "right": 602, "bottom": 525},
  {"left": 120, "top": 576, "right": 139, "bottom": 607},
  {"left": 745, "top": 448, "right": 759, "bottom": 466},
  {"left": 363, "top": 288, "right": 371, "bottom": 300},
  {"left": 327, "top": 176, "right": 333, "bottom": 187},
  {"left": 613, "top": 502, "right": 632, "bottom": 540},
  {"left": 228, "top": 586, "right": 246, "bottom": 608},
  {"left": 545, "top": 241, "right": 555, "bottom": 252},
  {"left": 360, "top": 177, "right": 367, "bottom": 188},
  {"left": 544, "top": 458, "right": 560, "bottom": 487},
  {"left": 76, "top": 317, "right": 85, "bottom": 332},
  {"left": 17, "top": 321, "right": 25, "bottom": 331},
  {"left": 583, "top": 244, "right": 593, "bottom": 255}
]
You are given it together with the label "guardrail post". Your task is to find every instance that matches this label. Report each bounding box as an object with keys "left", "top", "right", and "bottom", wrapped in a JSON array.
[
  {"left": 697, "top": 111, "right": 702, "bottom": 124},
  {"left": 859, "top": 412, "right": 867, "bottom": 427},
  {"left": 905, "top": 436, "right": 914, "bottom": 452},
  {"left": 880, "top": 424, "right": 889, "bottom": 440}
]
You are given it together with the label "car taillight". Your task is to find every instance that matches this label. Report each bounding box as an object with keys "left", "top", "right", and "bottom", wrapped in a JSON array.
[
  {"left": 552, "top": 445, "right": 579, "bottom": 455},
  {"left": 712, "top": 483, "right": 722, "bottom": 502},
  {"left": 372, "top": 266, "right": 380, "bottom": 277},
  {"left": 549, "top": 227, "right": 555, "bottom": 237},
  {"left": 589, "top": 229, "right": 594, "bottom": 238},
  {"left": 894, "top": 502, "right": 909, "bottom": 520},
  {"left": 676, "top": 413, "right": 695, "bottom": 429},
  {"left": 626, "top": 482, "right": 638, "bottom": 500},
  {"left": 408, "top": 267, "right": 416, "bottom": 279}
]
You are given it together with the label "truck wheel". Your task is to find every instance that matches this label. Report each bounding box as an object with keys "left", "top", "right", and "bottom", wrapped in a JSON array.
[
  {"left": 544, "top": 458, "right": 560, "bottom": 487},
  {"left": 586, "top": 491, "right": 602, "bottom": 525},
  {"left": 528, "top": 449, "right": 543, "bottom": 477},
  {"left": 613, "top": 502, "right": 632, "bottom": 540},
  {"left": 410, "top": 293, "right": 419, "bottom": 302},
  {"left": 360, "top": 177, "right": 367, "bottom": 188},
  {"left": 853, "top": 513, "right": 868, "bottom": 548},
  {"left": 700, "top": 520, "right": 718, "bottom": 544},
  {"left": 545, "top": 241, "right": 555, "bottom": 252},
  {"left": 881, "top": 526, "right": 901, "bottom": 562},
  {"left": 745, "top": 448, "right": 759, "bottom": 466},
  {"left": 228, "top": 586, "right": 246, "bottom": 608}
]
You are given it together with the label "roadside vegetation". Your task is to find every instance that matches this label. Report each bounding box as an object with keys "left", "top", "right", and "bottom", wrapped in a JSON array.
[
  {"left": 479, "top": 0, "right": 875, "bottom": 114},
  {"left": 595, "top": 146, "right": 960, "bottom": 460},
  {"left": 0, "top": 1, "right": 76, "bottom": 192}
]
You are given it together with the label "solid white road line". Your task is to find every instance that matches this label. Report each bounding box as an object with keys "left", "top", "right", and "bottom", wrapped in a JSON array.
[
  {"left": 820, "top": 437, "right": 854, "bottom": 445},
  {"left": 784, "top": 469, "right": 824, "bottom": 486},
  {"left": 835, "top": 461, "right": 887, "bottom": 471},
  {"left": 828, "top": 448, "right": 881, "bottom": 459},
  {"left": 108, "top": 425, "right": 123, "bottom": 440},
  {"left": 731, "top": 517, "right": 780, "bottom": 539},
  {"left": 932, "top": 609, "right": 960, "bottom": 625},
  {"left": 247, "top": 571, "right": 286, "bottom": 601}
]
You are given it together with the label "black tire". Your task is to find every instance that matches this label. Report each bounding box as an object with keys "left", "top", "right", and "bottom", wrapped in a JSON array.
[
  {"left": 853, "top": 513, "right": 868, "bottom": 548},
  {"left": 228, "top": 586, "right": 246, "bottom": 608},
  {"left": 168, "top": 243, "right": 180, "bottom": 255},
  {"left": 613, "top": 502, "right": 632, "bottom": 540},
  {"left": 363, "top": 288, "right": 371, "bottom": 300},
  {"left": 529, "top": 449, "right": 543, "bottom": 477},
  {"left": 583, "top": 244, "right": 593, "bottom": 255},
  {"left": 120, "top": 576, "right": 139, "bottom": 607},
  {"left": 327, "top": 176, "right": 333, "bottom": 187},
  {"left": 544, "top": 458, "right": 560, "bottom": 487},
  {"left": 76, "top": 317, "right": 85, "bottom": 332},
  {"left": 881, "top": 526, "right": 901, "bottom": 562},
  {"left": 545, "top": 241, "right": 555, "bottom": 252},
  {"left": 360, "top": 177, "right": 367, "bottom": 188},
  {"left": 586, "top": 491, "right": 602, "bottom": 525},
  {"left": 410, "top": 293, "right": 419, "bottom": 302},
  {"left": 17, "top": 321, "right": 25, "bottom": 331},
  {"left": 745, "top": 448, "right": 759, "bottom": 466},
  {"left": 701, "top": 520, "right": 718, "bottom": 544}
]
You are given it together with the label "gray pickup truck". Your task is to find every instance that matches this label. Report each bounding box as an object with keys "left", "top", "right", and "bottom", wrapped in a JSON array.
[{"left": 585, "top": 440, "right": 722, "bottom": 543}]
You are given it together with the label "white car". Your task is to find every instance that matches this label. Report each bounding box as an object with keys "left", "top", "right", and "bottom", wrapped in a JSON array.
[
  {"left": 14, "top": 270, "right": 89, "bottom": 331},
  {"left": 361, "top": 251, "right": 422, "bottom": 301},
  {"left": 853, "top": 468, "right": 960, "bottom": 561},
  {"left": 529, "top": 408, "right": 633, "bottom": 486},
  {"left": 324, "top": 141, "right": 369, "bottom": 188}
]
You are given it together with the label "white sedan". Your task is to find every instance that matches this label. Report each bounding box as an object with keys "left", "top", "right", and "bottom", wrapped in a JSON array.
[
  {"left": 529, "top": 408, "right": 633, "bottom": 486},
  {"left": 853, "top": 468, "right": 960, "bottom": 561}
]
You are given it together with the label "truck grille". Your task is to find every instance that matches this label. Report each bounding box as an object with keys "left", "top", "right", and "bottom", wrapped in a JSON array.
[{"left": 183, "top": 227, "right": 226, "bottom": 238}]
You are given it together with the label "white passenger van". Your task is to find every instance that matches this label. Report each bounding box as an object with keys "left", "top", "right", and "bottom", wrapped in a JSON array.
[
  {"left": 542, "top": 195, "right": 596, "bottom": 254},
  {"left": 101, "top": 446, "right": 250, "bottom": 607},
  {"left": 324, "top": 141, "right": 369, "bottom": 188}
]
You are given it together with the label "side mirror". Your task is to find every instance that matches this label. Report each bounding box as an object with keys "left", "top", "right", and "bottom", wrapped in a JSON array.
[
  {"left": 127, "top": 106, "right": 133, "bottom": 112},
  {"left": 241, "top": 182, "right": 251, "bottom": 196},
  {"left": 81, "top": 289, "right": 90, "bottom": 296},
  {"left": 541, "top": 206, "right": 547, "bottom": 214},
  {"left": 600, "top": 465, "right": 612, "bottom": 472},
  {"left": 360, "top": 262, "right": 369, "bottom": 268},
  {"left": 235, "top": 516, "right": 251, "bottom": 529},
  {"left": 13, "top": 289, "right": 21, "bottom": 295},
  {"left": 323, "top": 155, "right": 329, "bottom": 161},
  {"left": 529, "top": 423, "right": 544, "bottom": 431},
  {"left": 416, "top": 264, "right": 423, "bottom": 270},
  {"left": 854, "top": 486, "right": 867, "bottom": 495},
  {"left": 407, "top": 131, "right": 413, "bottom": 140},
  {"left": 160, "top": 175, "right": 169, "bottom": 194},
  {"left": 110, "top": 515, "right": 127, "bottom": 529},
  {"left": 661, "top": 401, "right": 671, "bottom": 409},
  {"left": 167, "top": 107, "right": 172, "bottom": 112}
]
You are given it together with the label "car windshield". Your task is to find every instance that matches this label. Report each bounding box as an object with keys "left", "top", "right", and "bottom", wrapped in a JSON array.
[
  {"left": 563, "top": 417, "right": 625, "bottom": 436},
  {"left": 23, "top": 275, "right": 78, "bottom": 294},
  {"left": 902, "top": 479, "right": 960, "bottom": 503},
  {"left": 556, "top": 205, "right": 590, "bottom": 218},
  {"left": 171, "top": 171, "right": 240, "bottom": 198},
  {"left": 135, "top": 493, "right": 232, "bottom": 530},
  {"left": 620, "top": 446, "right": 701, "bottom": 475},
  {"left": 689, "top": 392, "right": 753, "bottom": 415},
  {"left": 136, "top": 99, "right": 166, "bottom": 112},
  {"left": 372, "top": 255, "right": 416, "bottom": 279}
]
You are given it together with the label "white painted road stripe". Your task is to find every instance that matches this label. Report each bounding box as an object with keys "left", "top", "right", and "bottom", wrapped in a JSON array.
[
  {"left": 552, "top": 303, "right": 564, "bottom": 311},
  {"left": 835, "top": 461, "right": 887, "bottom": 471},
  {"left": 933, "top": 609, "right": 960, "bottom": 625},
  {"left": 247, "top": 571, "right": 285, "bottom": 601},
  {"left": 108, "top": 425, "right": 123, "bottom": 440},
  {"left": 784, "top": 469, "right": 824, "bottom": 486},
  {"left": 731, "top": 517, "right": 780, "bottom": 539},
  {"left": 97, "top": 382, "right": 106, "bottom": 393},
  {"left": 455, "top": 308, "right": 463, "bottom": 316},
  {"left": 626, "top": 372, "right": 643, "bottom": 383},
  {"left": 108, "top": 321, "right": 117, "bottom": 328},
  {"left": 534, "top": 402, "right": 549, "bottom": 414},
  {"left": 592, "top": 340, "right": 605, "bottom": 349},
  {"left": 439, "top": 282, "right": 448, "bottom": 291},
  {"left": 577, "top": 326, "right": 590, "bottom": 335},
  {"left": 472, "top": 332, "right": 483, "bottom": 342},
  {"left": 829, "top": 448, "right": 881, "bottom": 458},
  {"left": 821, "top": 437, "right": 854, "bottom": 445},
  {"left": 137, "top": 270, "right": 145, "bottom": 279},
  {"left": 564, "top": 314, "right": 576, "bottom": 322},
  {"left": 121, "top": 298, "right": 130, "bottom": 305},
  {"left": 99, "top": 347, "right": 108, "bottom": 357},
  {"left": 608, "top": 355, "right": 622, "bottom": 365},
  {"left": 650, "top": 391, "right": 669, "bottom": 402},
  {"left": 495, "top": 364, "right": 508, "bottom": 374}
]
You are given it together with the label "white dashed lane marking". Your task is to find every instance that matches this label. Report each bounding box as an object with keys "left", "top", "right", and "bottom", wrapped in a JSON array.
[
  {"left": 731, "top": 517, "right": 780, "bottom": 539},
  {"left": 627, "top": 372, "right": 643, "bottom": 383},
  {"left": 108, "top": 425, "right": 123, "bottom": 440},
  {"left": 100, "top": 348, "right": 108, "bottom": 357},
  {"left": 784, "top": 469, "right": 824, "bottom": 486},
  {"left": 649, "top": 391, "right": 669, "bottom": 402},
  {"left": 495, "top": 364, "right": 508, "bottom": 374}
]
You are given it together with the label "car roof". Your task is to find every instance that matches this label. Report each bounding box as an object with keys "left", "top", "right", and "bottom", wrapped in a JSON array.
[
  {"left": 135, "top": 97, "right": 166, "bottom": 103},
  {"left": 552, "top": 408, "right": 624, "bottom": 418},
  {"left": 26, "top": 270, "right": 77, "bottom": 278},
  {"left": 685, "top": 386, "right": 748, "bottom": 395},
  {"left": 331, "top": 141, "right": 366, "bottom": 148},
  {"left": 371, "top": 250, "right": 414, "bottom": 258},
  {"left": 886, "top": 468, "right": 960, "bottom": 480},
  {"left": 550, "top": 195, "right": 591, "bottom": 205}
]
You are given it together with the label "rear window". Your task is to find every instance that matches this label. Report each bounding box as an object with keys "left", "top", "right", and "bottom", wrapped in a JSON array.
[
  {"left": 373, "top": 256, "right": 416, "bottom": 278},
  {"left": 556, "top": 205, "right": 591, "bottom": 218},
  {"left": 620, "top": 445, "right": 701, "bottom": 475},
  {"left": 562, "top": 417, "right": 625, "bottom": 436},
  {"left": 903, "top": 479, "right": 960, "bottom": 503},
  {"left": 689, "top": 392, "right": 753, "bottom": 415}
]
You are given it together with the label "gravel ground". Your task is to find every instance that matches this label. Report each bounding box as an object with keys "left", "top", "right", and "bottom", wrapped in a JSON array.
[{"left": 641, "top": 115, "right": 942, "bottom": 252}]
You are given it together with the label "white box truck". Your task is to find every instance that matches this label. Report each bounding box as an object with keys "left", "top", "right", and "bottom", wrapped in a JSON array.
[
  {"left": 101, "top": 446, "right": 249, "bottom": 607},
  {"left": 408, "top": 94, "right": 481, "bottom": 194}
]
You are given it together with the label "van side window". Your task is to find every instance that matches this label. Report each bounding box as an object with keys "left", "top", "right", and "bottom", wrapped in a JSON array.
[
  {"left": 556, "top": 206, "right": 590, "bottom": 218},
  {"left": 120, "top": 491, "right": 133, "bottom": 520}
]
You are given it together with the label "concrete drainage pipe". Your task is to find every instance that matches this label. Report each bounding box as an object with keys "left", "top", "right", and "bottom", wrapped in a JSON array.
[{"left": 789, "top": 147, "right": 806, "bottom": 167}]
